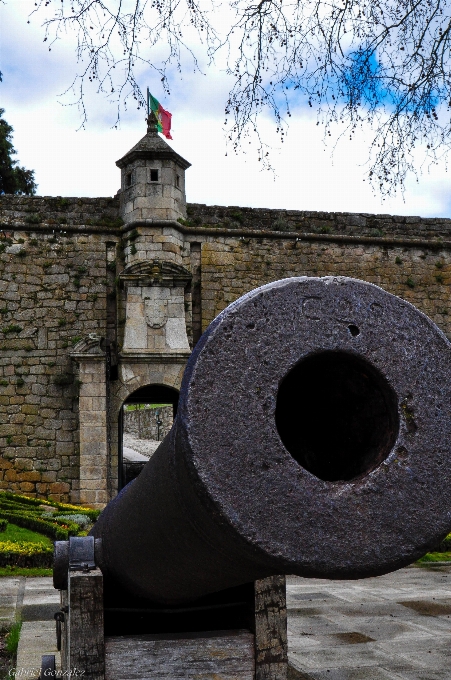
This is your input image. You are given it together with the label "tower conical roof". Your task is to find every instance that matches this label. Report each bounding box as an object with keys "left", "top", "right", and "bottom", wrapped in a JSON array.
[{"left": 116, "top": 120, "right": 191, "bottom": 170}]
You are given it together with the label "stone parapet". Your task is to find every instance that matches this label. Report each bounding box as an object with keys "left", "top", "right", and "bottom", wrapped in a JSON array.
[
  {"left": 198, "top": 236, "right": 451, "bottom": 340},
  {"left": 0, "top": 196, "right": 121, "bottom": 230},
  {"left": 185, "top": 204, "right": 451, "bottom": 241},
  {"left": 2, "top": 196, "right": 451, "bottom": 242}
]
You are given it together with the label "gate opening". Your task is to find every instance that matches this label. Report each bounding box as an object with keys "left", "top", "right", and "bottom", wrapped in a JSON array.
[{"left": 119, "top": 385, "right": 179, "bottom": 490}]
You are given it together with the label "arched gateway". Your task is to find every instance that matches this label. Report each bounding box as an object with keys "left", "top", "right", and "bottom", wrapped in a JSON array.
[{"left": 119, "top": 384, "right": 179, "bottom": 490}]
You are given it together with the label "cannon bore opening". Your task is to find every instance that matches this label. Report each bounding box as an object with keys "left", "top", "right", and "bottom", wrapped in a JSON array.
[{"left": 275, "top": 351, "right": 399, "bottom": 482}]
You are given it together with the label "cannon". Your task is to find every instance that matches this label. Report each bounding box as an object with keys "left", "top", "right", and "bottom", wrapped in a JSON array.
[{"left": 52, "top": 276, "right": 451, "bottom": 680}]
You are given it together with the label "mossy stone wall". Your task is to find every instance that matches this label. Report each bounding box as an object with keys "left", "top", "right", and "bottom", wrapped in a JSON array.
[
  {"left": 1, "top": 194, "right": 451, "bottom": 503},
  {"left": 0, "top": 196, "right": 122, "bottom": 502}
]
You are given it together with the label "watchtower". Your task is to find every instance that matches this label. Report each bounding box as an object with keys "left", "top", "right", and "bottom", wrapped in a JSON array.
[{"left": 116, "top": 115, "right": 191, "bottom": 224}]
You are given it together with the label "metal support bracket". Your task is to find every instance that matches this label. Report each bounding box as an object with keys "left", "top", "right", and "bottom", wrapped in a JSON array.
[
  {"left": 69, "top": 536, "right": 96, "bottom": 572},
  {"left": 40, "top": 654, "right": 56, "bottom": 679}
]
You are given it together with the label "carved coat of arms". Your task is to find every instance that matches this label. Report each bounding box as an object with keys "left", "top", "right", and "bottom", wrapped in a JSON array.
[{"left": 144, "top": 296, "right": 168, "bottom": 329}]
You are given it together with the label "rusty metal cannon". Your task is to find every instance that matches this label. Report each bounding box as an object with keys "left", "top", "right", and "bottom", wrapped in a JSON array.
[{"left": 52, "top": 276, "right": 451, "bottom": 680}]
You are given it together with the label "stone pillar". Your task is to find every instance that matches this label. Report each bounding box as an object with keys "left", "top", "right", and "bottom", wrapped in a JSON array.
[{"left": 71, "top": 337, "right": 109, "bottom": 508}]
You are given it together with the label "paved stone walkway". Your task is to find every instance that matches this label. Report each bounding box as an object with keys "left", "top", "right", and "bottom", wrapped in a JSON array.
[
  {"left": 287, "top": 563, "right": 451, "bottom": 680},
  {"left": 2, "top": 563, "right": 450, "bottom": 678},
  {"left": 0, "top": 578, "right": 24, "bottom": 630},
  {"left": 0, "top": 577, "right": 60, "bottom": 675},
  {"left": 123, "top": 434, "right": 160, "bottom": 460}
]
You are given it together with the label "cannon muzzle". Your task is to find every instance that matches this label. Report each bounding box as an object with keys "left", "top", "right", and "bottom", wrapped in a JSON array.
[{"left": 89, "top": 276, "right": 451, "bottom": 604}]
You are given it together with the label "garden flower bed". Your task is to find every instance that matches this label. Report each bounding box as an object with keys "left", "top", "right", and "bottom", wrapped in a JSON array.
[{"left": 0, "top": 492, "right": 100, "bottom": 569}]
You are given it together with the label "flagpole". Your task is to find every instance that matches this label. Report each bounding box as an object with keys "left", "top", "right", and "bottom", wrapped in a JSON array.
[{"left": 146, "top": 87, "right": 150, "bottom": 116}]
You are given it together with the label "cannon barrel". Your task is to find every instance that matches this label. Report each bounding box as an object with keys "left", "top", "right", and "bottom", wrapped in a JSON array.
[{"left": 90, "top": 276, "right": 451, "bottom": 605}]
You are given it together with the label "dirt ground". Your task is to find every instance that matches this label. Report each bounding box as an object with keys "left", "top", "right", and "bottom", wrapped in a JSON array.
[{"left": 0, "top": 631, "right": 13, "bottom": 680}]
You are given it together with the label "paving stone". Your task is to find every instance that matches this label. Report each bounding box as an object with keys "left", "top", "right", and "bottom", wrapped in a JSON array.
[
  {"left": 287, "top": 564, "right": 451, "bottom": 679},
  {"left": 289, "top": 664, "right": 400, "bottom": 680},
  {"left": 15, "top": 578, "right": 60, "bottom": 676},
  {"left": 16, "top": 621, "right": 60, "bottom": 675},
  {"left": 22, "top": 603, "right": 60, "bottom": 621}
]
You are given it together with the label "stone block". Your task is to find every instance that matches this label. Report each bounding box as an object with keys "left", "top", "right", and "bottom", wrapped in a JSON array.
[
  {"left": 162, "top": 242, "right": 180, "bottom": 255},
  {"left": 95, "top": 489, "right": 108, "bottom": 504},
  {"left": 79, "top": 383, "right": 105, "bottom": 398},
  {"left": 36, "top": 459, "right": 59, "bottom": 471},
  {"left": 49, "top": 482, "right": 70, "bottom": 494},
  {"left": 62, "top": 419, "right": 77, "bottom": 431},
  {"left": 10, "top": 414, "right": 25, "bottom": 424},
  {"left": 4, "top": 470, "right": 17, "bottom": 482},
  {"left": 14, "top": 462, "right": 36, "bottom": 475},
  {"left": 90, "top": 397, "right": 106, "bottom": 411},
  {"left": 80, "top": 479, "right": 107, "bottom": 491},
  {"left": 79, "top": 490, "right": 98, "bottom": 505},
  {"left": 80, "top": 466, "right": 105, "bottom": 480},
  {"left": 79, "top": 442, "right": 107, "bottom": 457},
  {"left": 57, "top": 431, "right": 75, "bottom": 443},
  {"left": 81, "top": 411, "right": 106, "bottom": 427},
  {"left": 154, "top": 334, "right": 166, "bottom": 350},
  {"left": 81, "top": 362, "right": 106, "bottom": 375},
  {"left": 165, "top": 317, "right": 190, "bottom": 350},
  {"left": 55, "top": 442, "right": 75, "bottom": 455},
  {"left": 22, "top": 405, "right": 40, "bottom": 417},
  {"left": 80, "top": 426, "right": 107, "bottom": 444},
  {"left": 19, "top": 482, "right": 36, "bottom": 492}
]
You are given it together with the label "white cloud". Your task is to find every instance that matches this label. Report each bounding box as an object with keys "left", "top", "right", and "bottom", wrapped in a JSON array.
[{"left": 1, "top": 0, "right": 450, "bottom": 217}]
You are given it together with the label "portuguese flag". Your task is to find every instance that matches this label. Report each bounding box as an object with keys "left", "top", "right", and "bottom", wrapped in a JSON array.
[{"left": 147, "top": 89, "right": 173, "bottom": 140}]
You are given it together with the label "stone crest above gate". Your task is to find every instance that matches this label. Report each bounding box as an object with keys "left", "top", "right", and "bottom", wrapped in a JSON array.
[{"left": 119, "top": 260, "right": 191, "bottom": 358}]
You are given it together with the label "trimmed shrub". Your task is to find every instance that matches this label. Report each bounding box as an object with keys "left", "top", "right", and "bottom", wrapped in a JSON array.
[
  {"left": 0, "top": 491, "right": 100, "bottom": 520},
  {"left": 0, "top": 492, "right": 100, "bottom": 546},
  {"left": 0, "top": 541, "right": 53, "bottom": 568},
  {"left": 436, "top": 535, "right": 451, "bottom": 552},
  {"left": 56, "top": 514, "right": 92, "bottom": 528},
  {"left": 0, "top": 510, "right": 75, "bottom": 540}
]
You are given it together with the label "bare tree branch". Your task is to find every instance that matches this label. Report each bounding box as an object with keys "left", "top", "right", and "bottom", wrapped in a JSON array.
[{"left": 22, "top": 0, "right": 451, "bottom": 194}]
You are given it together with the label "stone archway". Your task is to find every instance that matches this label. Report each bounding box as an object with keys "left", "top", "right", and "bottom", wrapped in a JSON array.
[{"left": 118, "top": 384, "right": 179, "bottom": 490}]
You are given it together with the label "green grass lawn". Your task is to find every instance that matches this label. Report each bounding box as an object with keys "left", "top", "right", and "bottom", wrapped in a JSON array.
[
  {"left": 0, "top": 523, "right": 53, "bottom": 576},
  {"left": 0, "top": 566, "right": 52, "bottom": 577},
  {"left": 0, "top": 523, "right": 52, "bottom": 548},
  {"left": 416, "top": 551, "right": 451, "bottom": 563}
]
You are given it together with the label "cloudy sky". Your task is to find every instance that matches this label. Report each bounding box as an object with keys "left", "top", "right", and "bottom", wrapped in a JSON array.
[{"left": 1, "top": 0, "right": 451, "bottom": 217}]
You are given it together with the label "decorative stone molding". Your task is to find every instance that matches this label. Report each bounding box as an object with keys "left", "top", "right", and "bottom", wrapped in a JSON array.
[
  {"left": 70, "top": 334, "right": 105, "bottom": 361},
  {"left": 119, "top": 260, "right": 191, "bottom": 288},
  {"left": 117, "top": 352, "right": 191, "bottom": 364}
]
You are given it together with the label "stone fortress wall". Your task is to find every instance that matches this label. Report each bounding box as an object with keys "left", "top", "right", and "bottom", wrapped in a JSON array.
[
  {"left": 123, "top": 404, "right": 173, "bottom": 441},
  {"left": 1, "top": 129, "right": 451, "bottom": 506}
]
